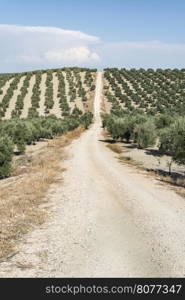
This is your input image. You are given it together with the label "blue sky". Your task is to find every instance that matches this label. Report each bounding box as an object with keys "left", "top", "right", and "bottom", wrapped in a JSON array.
[{"left": 0, "top": 0, "right": 185, "bottom": 72}]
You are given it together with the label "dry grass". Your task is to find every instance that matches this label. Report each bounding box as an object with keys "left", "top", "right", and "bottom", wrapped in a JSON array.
[
  {"left": 102, "top": 130, "right": 126, "bottom": 154},
  {"left": 176, "top": 188, "right": 185, "bottom": 198},
  {"left": 119, "top": 155, "right": 132, "bottom": 161},
  {"left": 175, "top": 177, "right": 185, "bottom": 188},
  {"left": 156, "top": 174, "right": 185, "bottom": 194},
  {"left": 0, "top": 127, "right": 84, "bottom": 260},
  {"left": 106, "top": 143, "right": 123, "bottom": 154},
  {"left": 119, "top": 155, "right": 144, "bottom": 168}
]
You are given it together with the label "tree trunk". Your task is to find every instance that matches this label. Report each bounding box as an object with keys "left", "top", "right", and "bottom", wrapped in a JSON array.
[{"left": 168, "top": 160, "right": 173, "bottom": 175}]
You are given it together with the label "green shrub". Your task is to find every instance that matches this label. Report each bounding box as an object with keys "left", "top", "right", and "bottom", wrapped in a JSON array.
[
  {"left": 136, "top": 121, "right": 156, "bottom": 149},
  {"left": 0, "top": 135, "right": 14, "bottom": 178},
  {"left": 159, "top": 117, "right": 185, "bottom": 165}
]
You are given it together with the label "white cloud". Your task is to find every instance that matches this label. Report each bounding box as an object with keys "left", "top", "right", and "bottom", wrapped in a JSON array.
[
  {"left": 45, "top": 47, "right": 100, "bottom": 64},
  {"left": 0, "top": 24, "right": 99, "bottom": 42},
  {"left": 0, "top": 24, "right": 100, "bottom": 72}
]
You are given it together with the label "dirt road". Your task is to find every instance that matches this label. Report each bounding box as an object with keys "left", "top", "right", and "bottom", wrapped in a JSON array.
[{"left": 0, "top": 72, "right": 185, "bottom": 277}]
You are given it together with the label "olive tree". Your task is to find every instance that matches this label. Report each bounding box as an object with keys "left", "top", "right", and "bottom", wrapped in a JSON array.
[
  {"left": 136, "top": 121, "right": 156, "bottom": 149},
  {"left": 159, "top": 117, "right": 185, "bottom": 174},
  {"left": 0, "top": 135, "right": 14, "bottom": 178}
]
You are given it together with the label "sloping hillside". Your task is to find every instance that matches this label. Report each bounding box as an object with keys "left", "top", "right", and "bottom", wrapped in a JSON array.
[
  {"left": 103, "top": 68, "right": 185, "bottom": 114},
  {"left": 0, "top": 68, "right": 96, "bottom": 119}
]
